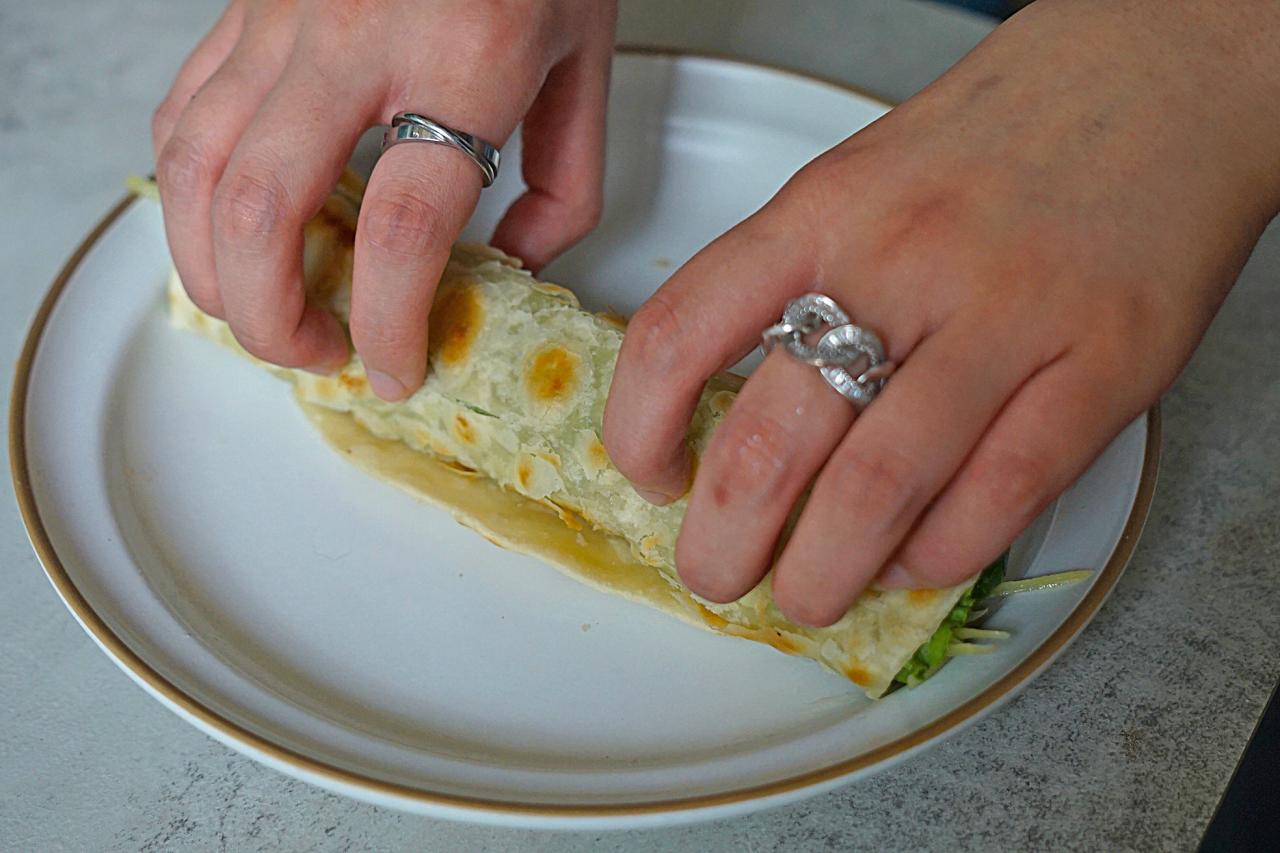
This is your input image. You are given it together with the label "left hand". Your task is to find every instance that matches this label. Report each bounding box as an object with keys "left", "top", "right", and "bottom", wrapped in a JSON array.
[
  {"left": 601, "top": 0, "right": 1280, "bottom": 626},
  {"left": 151, "top": 0, "right": 616, "bottom": 399}
]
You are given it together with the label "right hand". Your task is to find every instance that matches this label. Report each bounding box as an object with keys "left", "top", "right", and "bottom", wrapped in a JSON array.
[{"left": 152, "top": 0, "right": 617, "bottom": 399}]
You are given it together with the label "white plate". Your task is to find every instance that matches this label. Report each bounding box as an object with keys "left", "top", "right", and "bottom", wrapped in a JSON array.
[{"left": 11, "top": 51, "right": 1158, "bottom": 829}]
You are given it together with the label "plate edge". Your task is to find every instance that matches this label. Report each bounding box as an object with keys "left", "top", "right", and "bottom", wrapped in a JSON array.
[{"left": 7, "top": 50, "right": 1163, "bottom": 821}]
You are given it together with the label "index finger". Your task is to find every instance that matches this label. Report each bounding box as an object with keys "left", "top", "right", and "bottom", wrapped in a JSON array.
[{"left": 602, "top": 212, "right": 817, "bottom": 502}]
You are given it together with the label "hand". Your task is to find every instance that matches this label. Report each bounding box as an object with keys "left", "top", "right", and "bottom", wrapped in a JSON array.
[
  {"left": 152, "top": 0, "right": 616, "bottom": 398},
  {"left": 603, "top": 0, "right": 1280, "bottom": 626}
]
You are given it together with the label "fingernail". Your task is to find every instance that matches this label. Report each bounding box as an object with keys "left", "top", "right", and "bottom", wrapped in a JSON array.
[
  {"left": 367, "top": 369, "right": 408, "bottom": 402},
  {"left": 636, "top": 487, "right": 677, "bottom": 506},
  {"left": 879, "top": 563, "right": 918, "bottom": 589}
]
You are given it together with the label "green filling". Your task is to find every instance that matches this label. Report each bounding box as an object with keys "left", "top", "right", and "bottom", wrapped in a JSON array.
[
  {"left": 460, "top": 401, "right": 499, "bottom": 418},
  {"left": 894, "top": 553, "right": 1007, "bottom": 686}
]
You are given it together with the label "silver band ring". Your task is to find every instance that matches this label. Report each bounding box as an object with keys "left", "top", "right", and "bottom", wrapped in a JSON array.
[
  {"left": 761, "top": 293, "right": 895, "bottom": 409},
  {"left": 381, "top": 112, "right": 501, "bottom": 187}
]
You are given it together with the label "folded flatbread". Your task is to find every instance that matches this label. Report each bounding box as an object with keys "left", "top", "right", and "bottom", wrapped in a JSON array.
[{"left": 166, "top": 172, "right": 977, "bottom": 698}]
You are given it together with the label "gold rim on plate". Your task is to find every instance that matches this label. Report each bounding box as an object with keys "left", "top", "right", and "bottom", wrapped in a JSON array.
[{"left": 8, "top": 48, "right": 1161, "bottom": 819}]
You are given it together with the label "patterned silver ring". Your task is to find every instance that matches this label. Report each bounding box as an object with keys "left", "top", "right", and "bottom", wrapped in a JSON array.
[
  {"left": 761, "top": 293, "right": 895, "bottom": 409},
  {"left": 381, "top": 112, "right": 501, "bottom": 187}
]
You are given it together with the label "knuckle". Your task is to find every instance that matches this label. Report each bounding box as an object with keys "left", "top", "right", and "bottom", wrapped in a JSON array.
[
  {"left": 156, "top": 135, "right": 216, "bottom": 196},
  {"left": 447, "top": 0, "right": 548, "bottom": 76},
  {"left": 359, "top": 191, "right": 444, "bottom": 259},
  {"left": 776, "top": 143, "right": 874, "bottom": 214},
  {"left": 350, "top": 313, "right": 421, "bottom": 358},
  {"left": 303, "top": 2, "right": 382, "bottom": 61},
  {"left": 781, "top": 155, "right": 838, "bottom": 200},
  {"left": 317, "top": 0, "right": 386, "bottom": 33},
  {"left": 1093, "top": 285, "right": 1168, "bottom": 354},
  {"left": 825, "top": 446, "right": 923, "bottom": 532},
  {"left": 213, "top": 165, "right": 294, "bottom": 242},
  {"left": 625, "top": 293, "right": 688, "bottom": 379},
  {"left": 150, "top": 100, "right": 180, "bottom": 145},
  {"left": 562, "top": 189, "right": 603, "bottom": 243},
  {"left": 462, "top": 0, "right": 531, "bottom": 48},
  {"left": 968, "top": 443, "right": 1053, "bottom": 524},
  {"left": 710, "top": 410, "right": 794, "bottom": 501}
]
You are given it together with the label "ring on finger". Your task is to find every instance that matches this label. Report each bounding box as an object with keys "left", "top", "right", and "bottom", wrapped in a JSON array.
[
  {"left": 381, "top": 112, "right": 501, "bottom": 187},
  {"left": 761, "top": 292, "right": 895, "bottom": 409}
]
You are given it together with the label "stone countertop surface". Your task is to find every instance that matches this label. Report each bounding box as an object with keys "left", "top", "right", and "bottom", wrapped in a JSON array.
[{"left": 2, "top": 1, "right": 1277, "bottom": 850}]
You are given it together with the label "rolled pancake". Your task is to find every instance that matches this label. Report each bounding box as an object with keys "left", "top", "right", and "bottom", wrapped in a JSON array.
[{"left": 167, "top": 173, "right": 969, "bottom": 698}]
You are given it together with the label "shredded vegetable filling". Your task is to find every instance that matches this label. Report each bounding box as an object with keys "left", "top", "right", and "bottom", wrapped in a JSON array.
[{"left": 893, "top": 560, "right": 1092, "bottom": 688}]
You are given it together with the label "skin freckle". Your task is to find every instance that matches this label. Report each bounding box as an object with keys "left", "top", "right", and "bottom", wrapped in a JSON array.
[{"left": 973, "top": 73, "right": 1003, "bottom": 95}]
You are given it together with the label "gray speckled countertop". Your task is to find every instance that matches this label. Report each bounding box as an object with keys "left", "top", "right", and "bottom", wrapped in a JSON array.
[{"left": 3, "top": 1, "right": 1278, "bottom": 850}]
